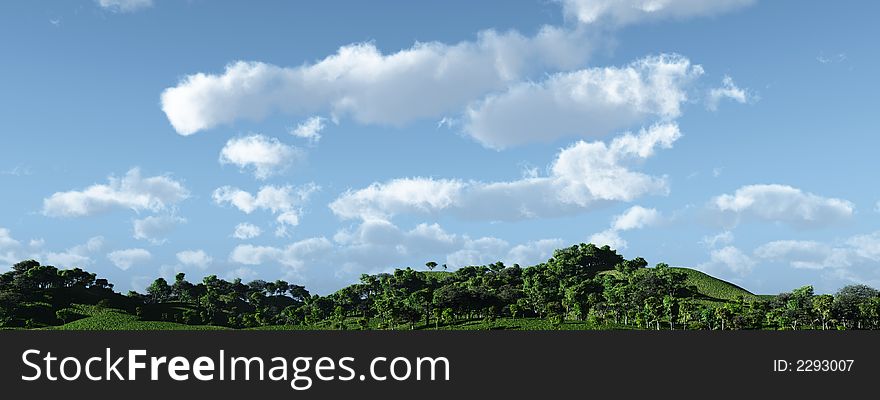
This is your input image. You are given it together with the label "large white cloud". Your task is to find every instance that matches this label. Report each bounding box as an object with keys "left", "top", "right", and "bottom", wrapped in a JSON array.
[
  {"left": 330, "top": 123, "right": 680, "bottom": 221},
  {"left": 96, "top": 0, "right": 153, "bottom": 13},
  {"left": 42, "top": 168, "right": 189, "bottom": 217},
  {"left": 219, "top": 134, "right": 304, "bottom": 180},
  {"left": 107, "top": 248, "right": 152, "bottom": 271},
  {"left": 558, "top": 0, "right": 755, "bottom": 26},
  {"left": 160, "top": 26, "right": 592, "bottom": 136},
  {"left": 711, "top": 184, "right": 854, "bottom": 229},
  {"left": 213, "top": 184, "right": 318, "bottom": 236},
  {"left": 464, "top": 54, "right": 702, "bottom": 148}
]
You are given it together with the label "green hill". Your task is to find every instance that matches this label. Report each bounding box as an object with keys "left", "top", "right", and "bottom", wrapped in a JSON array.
[
  {"left": 673, "top": 267, "right": 757, "bottom": 302},
  {"left": 48, "top": 305, "right": 227, "bottom": 331}
]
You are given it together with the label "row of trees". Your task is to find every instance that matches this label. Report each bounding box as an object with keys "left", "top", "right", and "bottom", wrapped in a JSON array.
[{"left": 3, "top": 244, "right": 880, "bottom": 330}]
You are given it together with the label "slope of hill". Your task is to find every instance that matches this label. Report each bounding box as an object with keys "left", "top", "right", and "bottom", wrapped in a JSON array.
[
  {"left": 673, "top": 267, "right": 757, "bottom": 302},
  {"left": 48, "top": 305, "right": 227, "bottom": 331}
]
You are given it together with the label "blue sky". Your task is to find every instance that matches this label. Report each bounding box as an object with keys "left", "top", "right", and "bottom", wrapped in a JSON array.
[{"left": 1, "top": 0, "right": 878, "bottom": 295}]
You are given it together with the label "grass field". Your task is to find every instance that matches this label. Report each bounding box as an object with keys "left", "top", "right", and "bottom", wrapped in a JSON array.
[
  {"left": 47, "top": 305, "right": 227, "bottom": 331},
  {"left": 672, "top": 267, "right": 758, "bottom": 302}
]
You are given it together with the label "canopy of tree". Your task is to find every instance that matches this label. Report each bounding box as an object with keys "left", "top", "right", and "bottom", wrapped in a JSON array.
[{"left": 3, "top": 243, "right": 880, "bottom": 330}]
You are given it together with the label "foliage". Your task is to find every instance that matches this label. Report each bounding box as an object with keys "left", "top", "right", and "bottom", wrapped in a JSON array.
[{"left": 3, "top": 241, "right": 880, "bottom": 331}]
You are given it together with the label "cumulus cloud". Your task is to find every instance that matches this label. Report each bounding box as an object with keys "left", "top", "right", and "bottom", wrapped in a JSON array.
[
  {"left": 333, "top": 220, "right": 565, "bottom": 273},
  {"left": 232, "top": 223, "right": 262, "bottom": 240},
  {"left": 133, "top": 215, "right": 186, "bottom": 244},
  {"left": 701, "top": 231, "right": 735, "bottom": 248},
  {"left": 588, "top": 205, "right": 661, "bottom": 250},
  {"left": 213, "top": 184, "right": 318, "bottom": 236},
  {"left": 711, "top": 184, "right": 854, "bottom": 229},
  {"left": 707, "top": 75, "right": 751, "bottom": 111},
  {"left": 464, "top": 54, "right": 702, "bottom": 148},
  {"left": 698, "top": 245, "right": 756, "bottom": 276},
  {"left": 611, "top": 205, "right": 661, "bottom": 231},
  {"left": 230, "top": 237, "right": 333, "bottom": 271},
  {"left": 588, "top": 229, "right": 628, "bottom": 250},
  {"left": 754, "top": 240, "right": 848, "bottom": 270},
  {"left": 42, "top": 168, "right": 189, "bottom": 217},
  {"left": 42, "top": 237, "right": 105, "bottom": 268},
  {"left": 1, "top": 232, "right": 105, "bottom": 268},
  {"left": 107, "top": 248, "right": 151, "bottom": 271},
  {"left": 558, "top": 0, "right": 755, "bottom": 27},
  {"left": 330, "top": 123, "right": 680, "bottom": 221},
  {"left": 0, "top": 228, "right": 22, "bottom": 265},
  {"left": 219, "top": 134, "right": 304, "bottom": 180},
  {"left": 160, "top": 26, "right": 593, "bottom": 135},
  {"left": 291, "top": 116, "right": 327, "bottom": 143},
  {"left": 96, "top": 0, "right": 153, "bottom": 13},
  {"left": 176, "top": 249, "right": 213, "bottom": 269}
]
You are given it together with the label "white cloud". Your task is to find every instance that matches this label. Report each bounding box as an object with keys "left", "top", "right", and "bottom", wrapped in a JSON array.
[
  {"left": 558, "top": 0, "right": 755, "bottom": 27},
  {"left": 107, "top": 248, "right": 151, "bottom": 271},
  {"left": 751, "top": 232, "right": 880, "bottom": 288},
  {"left": 707, "top": 75, "right": 751, "bottom": 111},
  {"left": 42, "top": 168, "right": 189, "bottom": 217},
  {"left": 96, "top": 0, "right": 153, "bottom": 13},
  {"left": 611, "top": 205, "right": 661, "bottom": 231},
  {"left": 230, "top": 237, "right": 333, "bottom": 271},
  {"left": 701, "top": 231, "right": 734, "bottom": 248},
  {"left": 711, "top": 184, "right": 854, "bottom": 229},
  {"left": 160, "top": 27, "right": 593, "bottom": 135},
  {"left": 754, "top": 240, "right": 847, "bottom": 270},
  {"left": 213, "top": 184, "right": 318, "bottom": 236},
  {"left": 133, "top": 215, "right": 186, "bottom": 244},
  {"left": 331, "top": 123, "right": 679, "bottom": 221},
  {"left": 291, "top": 116, "right": 326, "bottom": 143},
  {"left": 176, "top": 249, "right": 213, "bottom": 269},
  {"left": 332, "top": 219, "right": 564, "bottom": 275},
  {"left": 0, "top": 228, "right": 20, "bottom": 250},
  {"left": 42, "top": 236, "right": 105, "bottom": 267},
  {"left": 219, "top": 134, "right": 304, "bottom": 180},
  {"left": 464, "top": 54, "right": 702, "bottom": 148},
  {"left": 232, "top": 223, "right": 262, "bottom": 240},
  {"left": 0, "top": 228, "right": 22, "bottom": 265},
  {"left": 506, "top": 239, "right": 566, "bottom": 266},
  {"left": 698, "top": 245, "right": 756, "bottom": 276},
  {"left": 0, "top": 233, "right": 104, "bottom": 268},
  {"left": 588, "top": 205, "right": 661, "bottom": 250},
  {"left": 589, "top": 229, "right": 628, "bottom": 250}
]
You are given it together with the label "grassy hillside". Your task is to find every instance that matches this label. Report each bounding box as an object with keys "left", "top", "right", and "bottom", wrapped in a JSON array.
[
  {"left": 48, "top": 305, "right": 227, "bottom": 331},
  {"left": 672, "top": 267, "right": 757, "bottom": 302}
]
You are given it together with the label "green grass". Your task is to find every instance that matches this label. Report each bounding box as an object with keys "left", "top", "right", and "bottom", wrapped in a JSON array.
[
  {"left": 47, "top": 305, "right": 228, "bottom": 331},
  {"left": 672, "top": 267, "right": 758, "bottom": 302}
]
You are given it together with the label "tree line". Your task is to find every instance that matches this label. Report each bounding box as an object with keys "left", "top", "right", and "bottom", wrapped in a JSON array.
[{"left": 2, "top": 244, "right": 880, "bottom": 330}]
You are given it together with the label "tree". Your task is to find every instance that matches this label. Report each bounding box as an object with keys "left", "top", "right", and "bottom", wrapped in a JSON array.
[
  {"left": 425, "top": 261, "right": 438, "bottom": 271},
  {"left": 812, "top": 294, "right": 834, "bottom": 330},
  {"left": 147, "top": 278, "right": 172, "bottom": 304}
]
